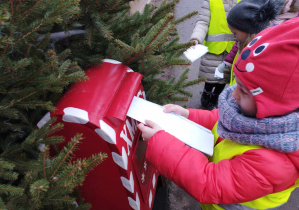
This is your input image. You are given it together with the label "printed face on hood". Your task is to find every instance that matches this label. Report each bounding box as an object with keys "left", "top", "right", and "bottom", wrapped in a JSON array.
[
  {"left": 234, "top": 35, "right": 269, "bottom": 96},
  {"left": 233, "top": 18, "right": 299, "bottom": 119}
]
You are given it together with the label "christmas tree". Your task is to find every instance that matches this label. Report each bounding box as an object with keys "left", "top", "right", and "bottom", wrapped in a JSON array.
[{"left": 0, "top": 0, "right": 203, "bottom": 208}]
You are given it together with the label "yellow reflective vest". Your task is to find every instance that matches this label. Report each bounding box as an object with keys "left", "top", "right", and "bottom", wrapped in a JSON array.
[
  {"left": 230, "top": 51, "right": 238, "bottom": 85},
  {"left": 203, "top": 0, "right": 241, "bottom": 55},
  {"left": 200, "top": 122, "right": 299, "bottom": 210}
]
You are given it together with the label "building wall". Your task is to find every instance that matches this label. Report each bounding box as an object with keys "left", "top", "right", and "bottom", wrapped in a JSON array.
[{"left": 130, "top": 0, "right": 151, "bottom": 14}]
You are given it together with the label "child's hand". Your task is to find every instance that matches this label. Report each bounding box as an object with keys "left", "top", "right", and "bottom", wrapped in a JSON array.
[
  {"left": 138, "top": 120, "right": 162, "bottom": 141},
  {"left": 217, "top": 61, "right": 232, "bottom": 73},
  {"left": 163, "top": 104, "right": 189, "bottom": 118}
]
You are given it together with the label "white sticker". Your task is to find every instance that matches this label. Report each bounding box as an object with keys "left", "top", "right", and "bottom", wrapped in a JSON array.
[{"left": 250, "top": 87, "right": 263, "bottom": 96}]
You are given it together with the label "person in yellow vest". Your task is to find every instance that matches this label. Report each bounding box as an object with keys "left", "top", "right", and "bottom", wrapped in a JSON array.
[
  {"left": 138, "top": 18, "right": 299, "bottom": 209},
  {"left": 190, "top": 0, "right": 240, "bottom": 110},
  {"left": 216, "top": 0, "right": 284, "bottom": 85}
]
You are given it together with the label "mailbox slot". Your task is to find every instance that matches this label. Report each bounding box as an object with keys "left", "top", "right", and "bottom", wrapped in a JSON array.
[{"left": 132, "top": 133, "right": 155, "bottom": 203}]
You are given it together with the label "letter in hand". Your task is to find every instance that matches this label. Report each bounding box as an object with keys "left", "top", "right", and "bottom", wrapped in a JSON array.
[
  {"left": 138, "top": 120, "right": 162, "bottom": 141},
  {"left": 217, "top": 61, "right": 232, "bottom": 73},
  {"left": 163, "top": 104, "right": 189, "bottom": 118}
]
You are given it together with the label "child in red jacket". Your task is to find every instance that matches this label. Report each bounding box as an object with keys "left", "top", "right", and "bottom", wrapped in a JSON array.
[{"left": 138, "top": 18, "right": 299, "bottom": 209}]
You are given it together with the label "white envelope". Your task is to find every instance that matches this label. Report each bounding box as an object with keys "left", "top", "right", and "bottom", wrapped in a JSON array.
[
  {"left": 214, "top": 67, "right": 224, "bottom": 79},
  {"left": 183, "top": 44, "right": 209, "bottom": 62},
  {"left": 127, "top": 97, "right": 214, "bottom": 156}
]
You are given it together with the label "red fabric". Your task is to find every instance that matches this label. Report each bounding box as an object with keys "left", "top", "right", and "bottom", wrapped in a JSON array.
[
  {"left": 187, "top": 108, "right": 219, "bottom": 130},
  {"left": 233, "top": 17, "right": 299, "bottom": 118},
  {"left": 145, "top": 109, "right": 299, "bottom": 204}
]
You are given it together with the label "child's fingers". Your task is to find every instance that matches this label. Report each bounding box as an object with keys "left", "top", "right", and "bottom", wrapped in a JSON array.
[
  {"left": 138, "top": 121, "right": 157, "bottom": 132},
  {"left": 144, "top": 120, "right": 159, "bottom": 129},
  {"left": 138, "top": 121, "right": 161, "bottom": 141},
  {"left": 137, "top": 123, "right": 146, "bottom": 132},
  {"left": 163, "top": 104, "right": 176, "bottom": 113},
  {"left": 163, "top": 104, "right": 188, "bottom": 118}
]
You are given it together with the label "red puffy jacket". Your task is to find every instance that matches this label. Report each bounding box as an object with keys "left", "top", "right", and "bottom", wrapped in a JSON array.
[{"left": 146, "top": 108, "right": 299, "bottom": 205}]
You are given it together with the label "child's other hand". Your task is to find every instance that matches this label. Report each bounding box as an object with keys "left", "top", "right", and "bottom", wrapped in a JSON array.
[
  {"left": 138, "top": 120, "right": 162, "bottom": 141},
  {"left": 217, "top": 61, "right": 232, "bottom": 73},
  {"left": 163, "top": 104, "right": 189, "bottom": 118}
]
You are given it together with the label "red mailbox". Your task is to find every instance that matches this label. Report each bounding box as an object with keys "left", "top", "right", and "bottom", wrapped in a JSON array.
[{"left": 37, "top": 59, "right": 159, "bottom": 210}]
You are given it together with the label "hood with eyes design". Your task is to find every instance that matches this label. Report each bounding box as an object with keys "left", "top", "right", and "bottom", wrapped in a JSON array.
[{"left": 233, "top": 17, "right": 299, "bottom": 119}]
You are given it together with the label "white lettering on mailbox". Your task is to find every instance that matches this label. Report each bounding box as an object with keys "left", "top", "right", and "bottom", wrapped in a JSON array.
[
  {"left": 120, "top": 118, "right": 138, "bottom": 156},
  {"left": 120, "top": 125, "right": 132, "bottom": 156},
  {"left": 126, "top": 118, "right": 138, "bottom": 140},
  {"left": 136, "top": 90, "right": 146, "bottom": 99}
]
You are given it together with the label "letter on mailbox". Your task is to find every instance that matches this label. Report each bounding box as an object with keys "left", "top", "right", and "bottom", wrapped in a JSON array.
[{"left": 37, "top": 59, "right": 159, "bottom": 210}]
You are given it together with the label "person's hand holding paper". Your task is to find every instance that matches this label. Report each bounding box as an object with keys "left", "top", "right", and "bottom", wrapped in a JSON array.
[
  {"left": 163, "top": 104, "right": 189, "bottom": 118},
  {"left": 183, "top": 44, "right": 208, "bottom": 62},
  {"left": 138, "top": 120, "right": 162, "bottom": 141},
  {"left": 138, "top": 104, "right": 189, "bottom": 141},
  {"left": 127, "top": 97, "right": 214, "bottom": 156}
]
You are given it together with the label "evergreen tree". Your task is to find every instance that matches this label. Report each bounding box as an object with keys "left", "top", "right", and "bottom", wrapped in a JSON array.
[{"left": 0, "top": 0, "right": 204, "bottom": 208}]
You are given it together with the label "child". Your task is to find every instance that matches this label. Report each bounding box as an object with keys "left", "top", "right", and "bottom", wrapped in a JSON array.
[
  {"left": 138, "top": 18, "right": 299, "bottom": 209},
  {"left": 216, "top": 0, "right": 284, "bottom": 85},
  {"left": 190, "top": 0, "right": 240, "bottom": 110}
]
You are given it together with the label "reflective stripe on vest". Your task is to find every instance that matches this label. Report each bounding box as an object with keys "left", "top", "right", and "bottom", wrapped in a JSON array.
[
  {"left": 199, "top": 122, "right": 299, "bottom": 210},
  {"left": 205, "top": 34, "right": 235, "bottom": 42},
  {"left": 203, "top": 0, "right": 241, "bottom": 55},
  {"left": 230, "top": 51, "right": 238, "bottom": 86}
]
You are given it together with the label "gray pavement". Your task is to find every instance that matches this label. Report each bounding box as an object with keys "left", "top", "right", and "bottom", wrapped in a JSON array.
[
  {"left": 151, "top": 0, "right": 299, "bottom": 209},
  {"left": 172, "top": 0, "right": 204, "bottom": 109}
]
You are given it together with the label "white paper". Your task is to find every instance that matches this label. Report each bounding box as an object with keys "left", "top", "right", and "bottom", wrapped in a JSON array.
[
  {"left": 214, "top": 67, "right": 224, "bottom": 79},
  {"left": 127, "top": 97, "right": 214, "bottom": 156},
  {"left": 183, "top": 44, "right": 209, "bottom": 62}
]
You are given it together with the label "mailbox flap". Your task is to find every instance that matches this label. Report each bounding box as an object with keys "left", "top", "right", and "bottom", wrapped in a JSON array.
[
  {"left": 53, "top": 59, "right": 143, "bottom": 126},
  {"left": 105, "top": 72, "right": 144, "bottom": 122}
]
